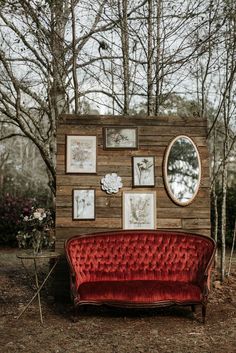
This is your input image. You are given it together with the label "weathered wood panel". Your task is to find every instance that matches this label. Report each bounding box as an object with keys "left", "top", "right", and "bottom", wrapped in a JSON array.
[
  {"left": 56, "top": 114, "right": 211, "bottom": 243},
  {"left": 55, "top": 114, "right": 211, "bottom": 296}
]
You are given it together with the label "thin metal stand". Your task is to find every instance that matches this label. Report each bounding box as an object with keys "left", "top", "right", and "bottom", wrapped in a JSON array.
[{"left": 16, "top": 252, "right": 60, "bottom": 324}]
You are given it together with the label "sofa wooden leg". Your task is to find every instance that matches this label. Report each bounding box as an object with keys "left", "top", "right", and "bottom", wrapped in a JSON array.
[
  {"left": 202, "top": 304, "right": 206, "bottom": 324},
  {"left": 191, "top": 305, "right": 196, "bottom": 313},
  {"left": 72, "top": 306, "right": 79, "bottom": 323}
]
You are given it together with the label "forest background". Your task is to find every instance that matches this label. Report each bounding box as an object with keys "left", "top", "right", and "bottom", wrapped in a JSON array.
[{"left": 0, "top": 0, "right": 235, "bottom": 282}]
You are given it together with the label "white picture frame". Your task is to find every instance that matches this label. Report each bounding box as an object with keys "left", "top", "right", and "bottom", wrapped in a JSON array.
[
  {"left": 123, "top": 191, "right": 156, "bottom": 229},
  {"left": 132, "top": 156, "right": 155, "bottom": 187},
  {"left": 73, "top": 189, "right": 95, "bottom": 220},
  {"left": 66, "top": 135, "right": 96, "bottom": 173}
]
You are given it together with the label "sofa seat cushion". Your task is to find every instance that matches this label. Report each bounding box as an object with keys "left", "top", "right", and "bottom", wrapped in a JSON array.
[{"left": 79, "top": 280, "right": 201, "bottom": 304}]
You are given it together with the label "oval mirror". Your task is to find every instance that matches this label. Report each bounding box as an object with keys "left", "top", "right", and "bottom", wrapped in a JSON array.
[{"left": 164, "top": 135, "right": 201, "bottom": 206}]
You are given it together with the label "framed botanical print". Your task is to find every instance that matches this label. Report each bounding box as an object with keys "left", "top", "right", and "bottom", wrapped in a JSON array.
[
  {"left": 72, "top": 189, "right": 95, "bottom": 220},
  {"left": 66, "top": 135, "right": 96, "bottom": 173},
  {"left": 132, "top": 156, "right": 155, "bottom": 187},
  {"left": 103, "top": 127, "right": 138, "bottom": 149},
  {"left": 123, "top": 191, "right": 156, "bottom": 229}
]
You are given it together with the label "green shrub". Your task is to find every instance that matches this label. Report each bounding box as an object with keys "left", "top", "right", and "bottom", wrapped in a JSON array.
[{"left": 0, "top": 195, "right": 33, "bottom": 246}]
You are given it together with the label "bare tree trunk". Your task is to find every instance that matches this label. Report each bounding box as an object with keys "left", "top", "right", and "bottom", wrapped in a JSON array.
[
  {"left": 220, "top": 80, "right": 230, "bottom": 282},
  {"left": 147, "top": 0, "right": 153, "bottom": 116},
  {"left": 119, "top": 0, "right": 130, "bottom": 115},
  {"left": 200, "top": 3, "right": 212, "bottom": 119},
  {"left": 220, "top": 84, "right": 230, "bottom": 282},
  {"left": 213, "top": 128, "right": 218, "bottom": 266},
  {"left": 213, "top": 183, "right": 218, "bottom": 266},
  {"left": 50, "top": 0, "right": 68, "bottom": 118},
  {"left": 71, "top": 0, "right": 80, "bottom": 114},
  {"left": 227, "top": 219, "right": 236, "bottom": 277},
  {"left": 220, "top": 156, "right": 227, "bottom": 282},
  {"left": 155, "top": 0, "right": 162, "bottom": 115},
  {"left": 49, "top": 0, "right": 69, "bottom": 193},
  {"left": 111, "top": 32, "right": 116, "bottom": 115}
]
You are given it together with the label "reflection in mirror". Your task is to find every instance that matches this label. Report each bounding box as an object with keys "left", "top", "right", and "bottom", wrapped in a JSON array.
[{"left": 164, "top": 136, "right": 201, "bottom": 206}]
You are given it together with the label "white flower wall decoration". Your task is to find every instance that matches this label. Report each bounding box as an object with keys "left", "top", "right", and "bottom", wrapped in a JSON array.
[{"left": 101, "top": 173, "right": 123, "bottom": 194}]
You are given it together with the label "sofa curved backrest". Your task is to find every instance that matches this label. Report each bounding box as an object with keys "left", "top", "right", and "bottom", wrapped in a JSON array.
[{"left": 65, "top": 230, "right": 216, "bottom": 289}]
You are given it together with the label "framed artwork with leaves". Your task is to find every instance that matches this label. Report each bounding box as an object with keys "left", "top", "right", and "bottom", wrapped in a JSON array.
[
  {"left": 103, "top": 127, "right": 138, "bottom": 149},
  {"left": 132, "top": 156, "right": 155, "bottom": 187},
  {"left": 123, "top": 191, "right": 156, "bottom": 229},
  {"left": 66, "top": 135, "right": 97, "bottom": 174}
]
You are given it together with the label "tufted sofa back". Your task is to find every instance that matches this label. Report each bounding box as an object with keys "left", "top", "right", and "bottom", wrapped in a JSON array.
[{"left": 65, "top": 230, "right": 216, "bottom": 289}]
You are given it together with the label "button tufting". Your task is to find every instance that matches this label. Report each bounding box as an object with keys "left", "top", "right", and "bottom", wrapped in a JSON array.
[{"left": 67, "top": 232, "right": 214, "bottom": 285}]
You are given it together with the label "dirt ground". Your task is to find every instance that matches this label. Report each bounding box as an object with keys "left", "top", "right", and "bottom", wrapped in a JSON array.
[{"left": 0, "top": 248, "right": 236, "bottom": 353}]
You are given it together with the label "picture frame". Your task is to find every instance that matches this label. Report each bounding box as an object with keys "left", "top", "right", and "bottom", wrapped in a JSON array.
[
  {"left": 103, "top": 127, "right": 138, "bottom": 149},
  {"left": 123, "top": 191, "right": 156, "bottom": 229},
  {"left": 72, "top": 189, "right": 95, "bottom": 220},
  {"left": 66, "top": 135, "right": 97, "bottom": 174},
  {"left": 132, "top": 156, "right": 155, "bottom": 187}
]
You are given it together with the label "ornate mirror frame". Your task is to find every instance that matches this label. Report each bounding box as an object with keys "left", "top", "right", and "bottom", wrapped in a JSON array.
[{"left": 163, "top": 135, "right": 202, "bottom": 206}]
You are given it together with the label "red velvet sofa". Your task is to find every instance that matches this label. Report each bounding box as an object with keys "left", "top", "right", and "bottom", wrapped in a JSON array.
[{"left": 65, "top": 230, "right": 216, "bottom": 322}]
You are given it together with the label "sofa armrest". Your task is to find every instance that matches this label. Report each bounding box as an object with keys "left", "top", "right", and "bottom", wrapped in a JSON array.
[
  {"left": 198, "top": 262, "right": 214, "bottom": 299},
  {"left": 199, "top": 242, "right": 216, "bottom": 294},
  {"left": 201, "top": 274, "right": 210, "bottom": 297},
  {"left": 70, "top": 272, "right": 79, "bottom": 301},
  {"left": 64, "top": 239, "right": 80, "bottom": 299}
]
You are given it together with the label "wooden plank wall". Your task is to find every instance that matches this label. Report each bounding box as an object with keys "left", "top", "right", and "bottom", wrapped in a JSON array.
[{"left": 56, "top": 114, "right": 211, "bottom": 255}]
